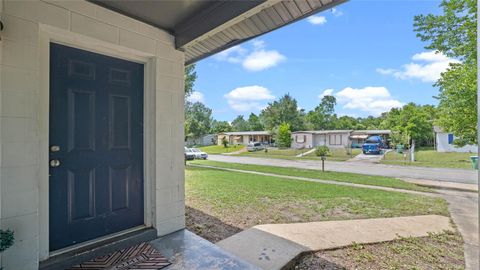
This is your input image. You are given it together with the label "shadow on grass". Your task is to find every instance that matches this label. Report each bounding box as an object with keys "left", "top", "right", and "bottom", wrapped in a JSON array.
[{"left": 185, "top": 206, "right": 242, "bottom": 243}]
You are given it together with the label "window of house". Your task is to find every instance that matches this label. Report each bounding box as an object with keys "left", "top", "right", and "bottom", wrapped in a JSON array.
[
  {"left": 448, "top": 134, "right": 454, "bottom": 144},
  {"left": 296, "top": 135, "right": 305, "bottom": 143},
  {"left": 329, "top": 134, "right": 342, "bottom": 145}
]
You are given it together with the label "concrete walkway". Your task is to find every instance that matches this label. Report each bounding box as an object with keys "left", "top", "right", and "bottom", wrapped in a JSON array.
[
  {"left": 217, "top": 215, "right": 453, "bottom": 270},
  {"left": 436, "top": 189, "right": 479, "bottom": 270},
  {"left": 208, "top": 154, "right": 478, "bottom": 184},
  {"left": 295, "top": 148, "right": 315, "bottom": 157}
]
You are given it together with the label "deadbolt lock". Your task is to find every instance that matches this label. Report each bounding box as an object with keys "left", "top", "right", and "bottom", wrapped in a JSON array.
[{"left": 50, "top": 159, "right": 61, "bottom": 168}]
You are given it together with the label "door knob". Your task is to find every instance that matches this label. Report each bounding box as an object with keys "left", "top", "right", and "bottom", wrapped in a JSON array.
[
  {"left": 50, "top": 145, "right": 61, "bottom": 152},
  {"left": 50, "top": 159, "right": 61, "bottom": 168}
]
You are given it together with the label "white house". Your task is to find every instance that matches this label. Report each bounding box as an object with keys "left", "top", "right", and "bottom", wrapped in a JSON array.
[
  {"left": 291, "top": 129, "right": 391, "bottom": 149},
  {"left": 434, "top": 126, "right": 478, "bottom": 153},
  {"left": 0, "top": 0, "right": 346, "bottom": 269},
  {"left": 292, "top": 130, "right": 352, "bottom": 149}
]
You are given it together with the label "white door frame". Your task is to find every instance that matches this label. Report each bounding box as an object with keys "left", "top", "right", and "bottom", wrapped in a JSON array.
[{"left": 38, "top": 24, "right": 157, "bottom": 260}]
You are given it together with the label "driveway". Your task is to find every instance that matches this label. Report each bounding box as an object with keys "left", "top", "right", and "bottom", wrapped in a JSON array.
[
  {"left": 347, "top": 150, "right": 391, "bottom": 163},
  {"left": 436, "top": 189, "right": 479, "bottom": 270},
  {"left": 208, "top": 155, "right": 478, "bottom": 184}
]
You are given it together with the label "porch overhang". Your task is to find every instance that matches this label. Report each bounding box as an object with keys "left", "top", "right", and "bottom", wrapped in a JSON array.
[{"left": 90, "top": 0, "right": 347, "bottom": 64}]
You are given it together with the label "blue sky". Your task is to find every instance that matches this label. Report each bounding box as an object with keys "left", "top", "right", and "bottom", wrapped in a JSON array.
[{"left": 190, "top": 0, "right": 454, "bottom": 121}]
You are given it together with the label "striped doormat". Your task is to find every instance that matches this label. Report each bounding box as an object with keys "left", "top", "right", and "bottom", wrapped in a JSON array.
[{"left": 67, "top": 242, "right": 171, "bottom": 270}]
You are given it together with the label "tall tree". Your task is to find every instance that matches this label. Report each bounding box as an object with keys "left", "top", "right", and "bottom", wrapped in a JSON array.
[
  {"left": 231, "top": 115, "right": 249, "bottom": 131},
  {"left": 211, "top": 120, "right": 233, "bottom": 133},
  {"left": 184, "top": 101, "right": 212, "bottom": 139},
  {"left": 260, "top": 94, "right": 306, "bottom": 131},
  {"left": 184, "top": 64, "right": 197, "bottom": 98},
  {"left": 380, "top": 103, "right": 436, "bottom": 146},
  {"left": 306, "top": 95, "right": 337, "bottom": 130},
  {"left": 414, "top": 0, "right": 477, "bottom": 146},
  {"left": 247, "top": 113, "right": 264, "bottom": 131}
]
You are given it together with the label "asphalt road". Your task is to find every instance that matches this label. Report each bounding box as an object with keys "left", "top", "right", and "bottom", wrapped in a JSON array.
[{"left": 208, "top": 155, "right": 478, "bottom": 184}]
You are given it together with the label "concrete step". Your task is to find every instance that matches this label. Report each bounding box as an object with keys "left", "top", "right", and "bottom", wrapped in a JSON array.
[{"left": 217, "top": 215, "right": 453, "bottom": 270}]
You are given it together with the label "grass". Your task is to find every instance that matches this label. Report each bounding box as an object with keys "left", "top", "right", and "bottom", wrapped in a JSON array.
[
  {"left": 304, "top": 148, "right": 362, "bottom": 161},
  {"left": 198, "top": 144, "right": 244, "bottom": 154},
  {"left": 185, "top": 166, "right": 448, "bottom": 241},
  {"left": 294, "top": 231, "right": 464, "bottom": 270},
  {"left": 189, "top": 160, "right": 431, "bottom": 192},
  {"left": 382, "top": 149, "right": 475, "bottom": 169},
  {"left": 238, "top": 147, "right": 362, "bottom": 162}
]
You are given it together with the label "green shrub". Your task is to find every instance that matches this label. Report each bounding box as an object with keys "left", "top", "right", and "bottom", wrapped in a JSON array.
[
  {"left": 221, "top": 137, "right": 228, "bottom": 148},
  {"left": 277, "top": 123, "right": 292, "bottom": 148},
  {"left": 0, "top": 229, "right": 14, "bottom": 252},
  {"left": 315, "top": 145, "right": 330, "bottom": 157}
]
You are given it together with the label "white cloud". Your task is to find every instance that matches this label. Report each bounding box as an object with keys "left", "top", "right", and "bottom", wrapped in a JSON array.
[
  {"left": 187, "top": 91, "right": 205, "bottom": 103},
  {"left": 243, "top": 50, "right": 286, "bottom": 71},
  {"left": 319, "top": 89, "right": 334, "bottom": 99},
  {"left": 307, "top": 15, "right": 327, "bottom": 25},
  {"left": 334, "top": 86, "right": 403, "bottom": 115},
  {"left": 213, "top": 45, "right": 247, "bottom": 64},
  {"left": 377, "top": 51, "right": 460, "bottom": 82},
  {"left": 224, "top": 85, "right": 275, "bottom": 112},
  {"left": 331, "top": 8, "right": 343, "bottom": 17},
  {"left": 213, "top": 40, "right": 285, "bottom": 71}
]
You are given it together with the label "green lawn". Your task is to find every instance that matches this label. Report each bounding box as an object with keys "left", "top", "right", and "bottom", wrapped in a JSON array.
[
  {"left": 304, "top": 148, "right": 362, "bottom": 161},
  {"left": 381, "top": 149, "right": 474, "bottom": 169},
  {"left": 186, "top": 166, "right": 448, "bottom": 241},
  {"left": 237, "top": 147, "right": 362, "bottom": 161},
  {"left": 189, "top": 160, "right": 431, "bottom": 192},
  {"left": 198, "top": 144, "right": 244, "bottom": 154},
  {"left": 239, "top": 148, "right": 303, "bottom": 159}
]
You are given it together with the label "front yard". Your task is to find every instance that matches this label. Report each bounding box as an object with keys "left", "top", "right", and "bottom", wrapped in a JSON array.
[
  {"left": 185, "top": 166, "right": 448, "bottom": 242},
  {"left": 190, "top": 160, "right": 431, "bottom": 192},
  {"left": 198, "top": 144, "right": 244, "bottom": 154},
  {"left": 238, "top": 147, "right": 362, "bottom": 161},
  {"left": 381, "top": 149, "right": 475, "bottom": 169}
]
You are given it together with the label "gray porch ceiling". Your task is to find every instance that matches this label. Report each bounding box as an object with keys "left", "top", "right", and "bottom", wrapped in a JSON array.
[{"left": 91, "top": 0, "right": 347, "bottom": 64}]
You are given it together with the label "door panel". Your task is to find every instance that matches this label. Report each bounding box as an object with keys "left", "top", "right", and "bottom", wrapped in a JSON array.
[{"left": 49, "top": 43, "right": 144, "bottom": 251}]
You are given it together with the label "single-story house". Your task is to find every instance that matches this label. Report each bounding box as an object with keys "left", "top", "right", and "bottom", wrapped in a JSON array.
[
  {"left": 186, "top": 134, "right": 216, "bottom": 147},
  {"left": 433, "top": 126, "right": 478, "bottom": 153},
  {"left": 291, "top": 129, "right": 391, "bottom": 149},
  {"left": 217, "top": 131, "right": 272, "bottom": 145},
  {"left": 0, "top": 0, "right": 346, "bottom": 268},
  {"left": 292, "top": 130, "right": 353, "bottom": 149}
]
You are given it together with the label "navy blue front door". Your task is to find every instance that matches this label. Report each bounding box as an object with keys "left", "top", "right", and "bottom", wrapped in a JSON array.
[{"left": 49, "top": 43, "right": 144, "bottom": 251}]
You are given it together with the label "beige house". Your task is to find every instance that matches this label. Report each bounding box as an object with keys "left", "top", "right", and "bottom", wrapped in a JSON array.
[
  {"left": 217, "top": 131, "right": 272, "bottom": 145},
  {"left": 0, "top": 0, "right": 346, "bottom": 269}
]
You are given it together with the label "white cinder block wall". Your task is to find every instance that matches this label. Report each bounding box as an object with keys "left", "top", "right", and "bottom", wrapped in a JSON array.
[
  {"left": 436, "top": 133, "right": 478, "bottom": 153},
  {"left": 0, "top": 1, "right": 185, "bottom": 269}
]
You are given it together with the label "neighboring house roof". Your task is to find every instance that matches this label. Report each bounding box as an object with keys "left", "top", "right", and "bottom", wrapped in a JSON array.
[
  {"left": 433, "top": 126, "right": 444, "bottom": 133},
  {"left": 351, "top": 130, "right": 391, "bottom": 135},
  {"left": 292, "top": 130, "right": 353, "bottom": 135},
  {"left": 91, "top": 0, "right": 347, "bottom": 64},
  {"left": 220, "top": 131, "right": 271, "bottom": 136},
  {"left": 292, "top": 130, "right": 392, "bottom": 136}
]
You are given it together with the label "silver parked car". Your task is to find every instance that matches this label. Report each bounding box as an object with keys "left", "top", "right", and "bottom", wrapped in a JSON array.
[
  {"left": 190, "top": 148, "right": 208, "bottom": 159},
  {"left": 184, "top": 147, "right": 195, "bottom": 161},
  {"left": 246, "top": 142, "right": 265, "bottom": 152}
]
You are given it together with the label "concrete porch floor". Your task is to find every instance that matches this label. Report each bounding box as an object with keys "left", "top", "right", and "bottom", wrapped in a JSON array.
[{"left": 150, "top": 230, "right": 260, "bottom": 270}]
